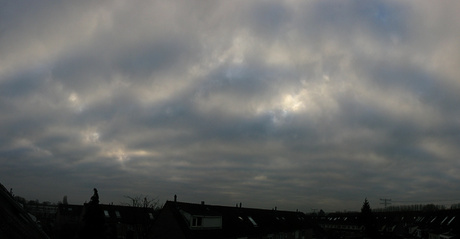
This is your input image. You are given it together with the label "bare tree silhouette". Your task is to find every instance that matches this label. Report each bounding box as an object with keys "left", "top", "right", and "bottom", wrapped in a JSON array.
[{"left": 122, "top": 195, "right": 160, "bottom": 209}]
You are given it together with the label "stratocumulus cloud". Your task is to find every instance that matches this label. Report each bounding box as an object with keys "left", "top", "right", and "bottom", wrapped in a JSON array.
[{"left": 1, "top": 0, "right": 460, "bottom": 211}]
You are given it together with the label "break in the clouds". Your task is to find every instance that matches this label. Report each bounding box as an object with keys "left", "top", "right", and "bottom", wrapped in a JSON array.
[{"left": 1, "top": 0, "right": 460, "bottom": 211}]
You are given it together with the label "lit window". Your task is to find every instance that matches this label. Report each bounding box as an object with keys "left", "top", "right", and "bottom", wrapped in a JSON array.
[{"left": 104, "top": 210, "right": 110, "bottom": 218}]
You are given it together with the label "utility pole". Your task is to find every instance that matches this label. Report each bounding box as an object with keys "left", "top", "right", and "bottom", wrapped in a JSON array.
[{"left": 380, "top": 198, "right": 392, "bottom": 208}]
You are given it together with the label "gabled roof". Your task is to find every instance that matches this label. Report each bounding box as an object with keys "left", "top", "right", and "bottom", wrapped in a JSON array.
[
  {"left": 0, "top": 183, "right": 49, "bottom": 239},
  {"left": 155, "top": 200, "right": 311, "bottom": 239}
]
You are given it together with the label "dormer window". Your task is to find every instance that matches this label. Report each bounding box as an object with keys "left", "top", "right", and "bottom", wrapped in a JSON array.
[
  {"left": 192, "top": 217, "right": 203, "bottom": 227},
  {"left": 248, "top": 216, "right": 258, "bottom": 227},
  {"left": 441, "top": 216, "right": 448, "bottom": 224},
  {"left": 187, "top": 215, "right": 222, "bottom": 229}
]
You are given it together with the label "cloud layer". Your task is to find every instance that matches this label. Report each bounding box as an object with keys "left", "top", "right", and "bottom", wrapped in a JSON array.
[{"left": 1, "top": 0, "right": 460, "bottom": 211}]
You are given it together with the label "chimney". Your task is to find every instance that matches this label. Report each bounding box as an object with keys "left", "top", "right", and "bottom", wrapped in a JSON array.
[
  {"left": 275, "top": 206, "right": 277, "bottom": 211},
  {"left": 174, "top": 194, "right": 177, "bottom": 202},
  {"left": 201, "top": 201, "right": 205, "bottom": 205},
  {"left": 239, "top": 202, "right": 242, "bottom": 208}
]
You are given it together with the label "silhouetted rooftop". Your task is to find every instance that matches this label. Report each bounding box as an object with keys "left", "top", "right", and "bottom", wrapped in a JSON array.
[{"left": 0, "top": 183, "right": 49, "bottom": 239}]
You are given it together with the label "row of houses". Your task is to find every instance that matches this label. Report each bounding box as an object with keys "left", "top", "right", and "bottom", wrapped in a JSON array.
[
  {"left": 4, "top": 182, "right": 459, "bottom": 239},
  {"left": 0, "top": 181, "right": 311, "bottom": 239},
  {"left": 53, "top": 198, "right": 313, "bottom": 239},
  {"left": 152, "top": 199, "right": 312, "bottom": 239},
  {"left": 2, "top": 184, "right": 313, "bottom": 239},
  {"left": 316, "top": 210, "right": 460, "bottom": 239},
  {"left": 51, "top": 200, "right": 460, "bottom": 239},
  {"left": 55, "top": 203, "right": 157, "bottom": 239}
]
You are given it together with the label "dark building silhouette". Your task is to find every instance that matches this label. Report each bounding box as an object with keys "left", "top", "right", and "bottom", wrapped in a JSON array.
[
  {"left": 315, "top": 209, "right": 460, "bottom": 239},
  {"left": 153, "top": 200, "right": 312, "bottom": 239},
  {"left": 56, "top": 203, "right": 157, "bottom": 239},
  {"left": 55, "top": 188, "right": 157, "bottom": 239},
  {"left": 0, "top": 183, "right": 49, "bottom": 239}
]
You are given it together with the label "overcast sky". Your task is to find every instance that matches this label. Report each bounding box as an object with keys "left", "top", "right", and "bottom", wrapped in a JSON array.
[{"left": 1, "top": 0, "right": 460, "bottom": 212}]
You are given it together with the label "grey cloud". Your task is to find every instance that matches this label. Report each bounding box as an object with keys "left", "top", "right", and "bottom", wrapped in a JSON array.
[
  {"left": 116, "top": 39, "right": 194, "bottom": 78},
  {"left": 300, "top": 0, "right": 410, "bottom": 42},
  {"left": 1, "top": 0, "right": 460, "bottom": 212},
  {"left": 247, "top": 1, "right": 292, "bottom": 38}
]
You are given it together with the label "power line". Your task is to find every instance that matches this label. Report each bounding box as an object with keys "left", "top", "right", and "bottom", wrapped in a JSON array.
[
  {"left": 392, "top": 199, "right": 460, "bottom": 204},
  {"left": 380, "top": 198, "right": 391, "bottom": 208}
]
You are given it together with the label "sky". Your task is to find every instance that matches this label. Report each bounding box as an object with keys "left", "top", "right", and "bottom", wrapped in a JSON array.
[{"left": 1, "top": 0, "right": 460, "bottom": 212}]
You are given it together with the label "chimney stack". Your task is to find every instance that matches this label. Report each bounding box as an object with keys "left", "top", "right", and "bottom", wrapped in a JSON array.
[
  {"left": 201, "top": 201, "right": 205, "bottom": 205},
  {"left": 174, "top": 194, "right": 177, "bottom": 202},
  {"left": 239, "top": 202, "right": 242, "bottom": 208}
]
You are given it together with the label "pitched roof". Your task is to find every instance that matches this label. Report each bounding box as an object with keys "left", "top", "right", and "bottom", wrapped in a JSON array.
[
  {"left": 155, "top": 200, "right": 311, "bottom": 239},
  {"left": 0, "top": 183, "right": 49, "bottom": 239}
]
